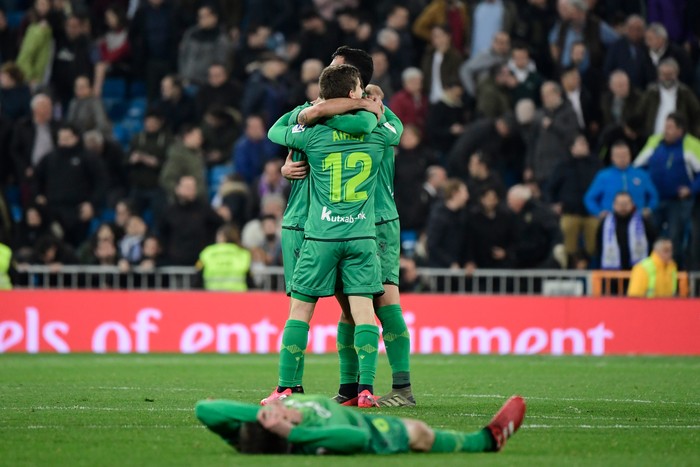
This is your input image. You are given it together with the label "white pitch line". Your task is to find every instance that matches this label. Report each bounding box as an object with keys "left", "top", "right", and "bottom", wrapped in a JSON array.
[
  {"left": 1, "top": 406, "right": 192, "bottom": 412},
  {"left": 422, "top": 394, "right": 700, "bottom": 406},
  {"left": 9, "top": 425, "right": 206, "bottom": 430},
  {"left": 524, "top": 424, "right": 700, "bottom": 429}
]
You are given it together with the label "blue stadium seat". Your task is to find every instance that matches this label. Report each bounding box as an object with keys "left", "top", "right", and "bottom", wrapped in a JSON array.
[
  {"left": 103, "top": 98, "right": 127, "bottom": 121},
  {"left": 102, "top": 78, "right": 127, "bottom": 99},
  {"left": 7, "top": 11, "right": 24, "bottom": 29},
  {"left": 126, "top": 98, "right": 147, "bottom": 120},
  {"left": 112, "top": 123, "right": 131, "bottom": 150},
  {"left": 207, "top": 164, "right": 233, "bottom": 201},
  {"left": 129, "top": 80, "right": 147, "bottom": 98}
]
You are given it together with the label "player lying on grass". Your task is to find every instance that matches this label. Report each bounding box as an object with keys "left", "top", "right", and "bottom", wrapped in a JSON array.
[{"left": 196, "top": 394, "right": 525, "bottom": 455}]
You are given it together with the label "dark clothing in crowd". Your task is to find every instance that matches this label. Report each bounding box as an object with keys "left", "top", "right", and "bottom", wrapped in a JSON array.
[
  {"left": 548, "top": 154, "right": 601, "bottom": 214},
  {"left": 595, "top": 212, "right": 657, "bottom": 270},
  {"left": 466, "top": 207, "right": 517, "bottom": 268},
  {"left": 426, "top": 203, "right": 468, "bottom": 267},
  {"left": 159, "top": 199, "right": 222, "bottom": 265},
  {"left": 512, "top": 200, "right": 562, "bottom": 268}
]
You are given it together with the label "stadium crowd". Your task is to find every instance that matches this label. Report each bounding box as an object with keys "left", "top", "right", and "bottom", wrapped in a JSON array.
[{"left": 0, "top": 0, "right": 699, "bottom": 291}]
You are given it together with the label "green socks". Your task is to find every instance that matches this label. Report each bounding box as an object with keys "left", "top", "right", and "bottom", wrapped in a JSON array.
[
  {"left": 376, "top": 305, "right": 411, "bottom": 388},
  {"left": 337, "top": 322, "right": 359, "bottom": 385},
  {"left": 278, "top": 319, "right": 309, "bottom": 388},
  {"left": 430, "top": 429, "right": 495, "bottom": 453},
  {"left": 354, "top": 324, "right": 380, "bottom": 386}
]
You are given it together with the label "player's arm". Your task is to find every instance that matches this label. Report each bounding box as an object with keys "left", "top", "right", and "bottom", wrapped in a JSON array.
[
  {"left": 195, "top": 399, "right": 260, "bottom": 442},
  {"left": 287, "top": 426, "right": 369, "bottom": 453},
  {"left": 325, "top": 109, "right": 379, "bottom": 135},
  {"left": 382, "top": 106, "right": 404, "bottom": 145},
  {"left": 268, "top": 110, "right": 297, "bottom": 146},
  {"left": 297, "top": 98, "right": 381, "bottom": 126}
]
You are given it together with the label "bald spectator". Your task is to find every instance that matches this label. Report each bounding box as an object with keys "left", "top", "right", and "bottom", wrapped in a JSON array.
[
  {"left": 634, "top": 58, "right": 700, "bottom": 139},
  {"left": 459, "top": 31, "right": 510, "bottom": 97},
  {"left": 389, "top": 68, "right": 429, "bottom": 135},
  {"left": 603, "top": 15, "right": 647, "bottom": 88},
  {"left": 643, "top": 23, "right": 693, "bottom": 86},
  {"left": 525, "top": 81, "right": 579, "bottom": 188}
]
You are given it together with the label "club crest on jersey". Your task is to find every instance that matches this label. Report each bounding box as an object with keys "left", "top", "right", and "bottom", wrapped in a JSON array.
[{"left": 292, "top": 124, "right": 306, "bottom": 133}]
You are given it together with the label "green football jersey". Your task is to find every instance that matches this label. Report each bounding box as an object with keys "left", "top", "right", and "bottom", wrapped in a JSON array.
[
  {"left": 270, "top": 112, "right": 401, "bottom": 240},
  {"left": 375, "top": 107, "right": 403, "bottom": 223},
  {"left": 275, "top": 104, "right": 380, "bottom": 229}
]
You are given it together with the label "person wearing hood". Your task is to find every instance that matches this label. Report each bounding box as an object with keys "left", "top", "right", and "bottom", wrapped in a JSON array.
[{"left": 34, "top": 124, "right": 107, "bottom": 247}]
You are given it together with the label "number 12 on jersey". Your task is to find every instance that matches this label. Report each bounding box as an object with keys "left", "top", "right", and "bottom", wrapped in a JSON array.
[{"left": 322, "top": 152, "right": 372, "bottom": 203}]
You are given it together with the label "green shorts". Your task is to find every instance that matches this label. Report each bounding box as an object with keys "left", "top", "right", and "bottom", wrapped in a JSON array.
[
  {"left": 292, "top": 238, "right": 383, "bottom": 297},
  {"left": 281, "top": 227, "right": 305, "bottom": 295},
  {"left": 376, "top": 219, "right": 400, "bottom": 286},
  {"left": 363, "top": 414, "right": 410, "bottom": 454}
]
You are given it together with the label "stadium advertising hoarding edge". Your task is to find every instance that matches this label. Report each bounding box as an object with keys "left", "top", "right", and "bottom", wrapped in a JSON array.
[{"left": 1, "top": 291, "right": 698, "bottom": 355}]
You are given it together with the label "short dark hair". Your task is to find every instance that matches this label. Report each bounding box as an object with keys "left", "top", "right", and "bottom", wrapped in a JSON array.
[
  {"left": 331, "top": 46, "right": 373, "bottom": 88},
  {"left": 319, "top": 64, "right": 361, "bottom": 100},
  {"left": 238, "top": 422, "right": 290, "bottom": 454},
  {"left": 610, "top": 140, "right": 630, "bottom": 152},
  {"left": 666, "top": 112, "right": 687, "bottom": 132},
  {"left": 442, "top": 178, "right": 465, "bottom": 200}
]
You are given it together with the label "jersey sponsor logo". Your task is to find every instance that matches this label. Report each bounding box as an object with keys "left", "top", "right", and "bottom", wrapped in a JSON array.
[
  {"left": 382, "top": 122, "right": 397, "bottom": 134},
  {"left": 321, "top": 206, "right": 366, "bottom": 223},
  {"left": 292, "top": 124, "right": 306, "bottom": 133}
]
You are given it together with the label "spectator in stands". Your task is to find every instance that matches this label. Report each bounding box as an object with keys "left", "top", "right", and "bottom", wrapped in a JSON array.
[
  {"left": 412, "top": 0, "right": 470, "bottom": 54},
  {"left": 463, "top": 151, "right": 505, "bottom": 208},
  {"left": 603, "top": 15, "right": 647, "bottom": 88},
  {"left": 118, "top": 214, "right": 147, "bottom": 266},
  {"left": 560, "top": 65, "right": 600, "bottom": 138},
  {"left": 569, "top": 41, "right": 603, "bottom": 103},
  {"left": 50, "top": 14, "right": 94, "bottom": 110},
  {"left": 295, "top": 7, "right": 340, "bottom": 65},
  {"left": 600, "top": 70, "right": 640, "bottom": 129},
  {"left": 507, "top": 184, "right": 565, "bottom": 269},
  {"left": 196, "top": 223, "right": 251, "bottom": 291},
  {"left": 426, "top": 178, "right": 469, "bottom": 268},
  {"left": 195, "top": 63, "right": 242, "bottom": 120},
  {"left": 138, "top": 234, "right": 163, "bottom": 270},
  {"left": 549, "top": 134, "right": 601, "bottom": 263},
  {"left": 369, "top": 49, "right": 394, "bottom": 101},
  {"left": 34, "top": 124, "right": 107, "bottom": 247},
  {"left": 389, "top": 68, "right": 428, "bottom": 136},
  {"left": 507, "top": 43, "right": 543, "bottom": 106},
  {"left": 241, "top": 193, "right": 285, "bottom": 251},
  {"left": 213, "top": 174, "right": 253, "bottom": 230},
  {"left": 288, "top": 58, "right": 324, "bottom": 109},
  {"left": 384, "top": 5, "right": 414, "bottom": 63},
  {"left": 469, "top": 0, "right": 517, "bottom": 58},
  {"left": 0, "top": 62, "right": 31, "bottom": 121},
  {"left": 476, "top": 64, "right": 514, "bottom": 119},
  {"left": 66, "top": 75, "right": 112, "bottom": 135},
  {"left": 250, "top": 213, "right": 282, "bottom": 267},
  {"left": 643, "top": 23, "right": 693, "bottom": 86},
  {"left": 13, "top": 202, "right": 54, "bottom": 262},
  {"left": 178, "top": 4, "right": 233, "bottom": 86},
  {"left": 231, "top": 114, "right": 277, "bottom": 185},
  {"left": 10, "top": 93, "right": 58, "bottom": 205},
  {"left": 113, "top": 198, "right": 133, "bottom": 238},
  {"left": 80, "top": 222, "right": 120, "bottom": 266},
  {"left": 240, "top": 53, "right": 289, "bottom": 127},
  {"left": 394, "top": 127, "right": 441, "bottom": 235},
  {"left": 584, "top": 140, "right": 658, "bottom": 218},
  {"left": 421, "top": 24, "right": 462, "bottom": 105},
  {"left": 27, "top": 234, "right": 78, "bottom": 267},
  {"left": 376, "top": 28, "right": 408, "bottom": 92},
  {"left": 548, "top": 0, "right": 619, "bottom": 69},
  {"left": 627, "top": 238, "right": 677, "bottom": 297},
  {"left": 511, "top": 0, "right": 556, "bottom": 77},
  {"left": 126, "top": 108, "right": 172, "bottom": 225},
  {"left": 156, "top": 74, "right": 197, "bottom": 134},
  {"left": 635, "top": 58, "right": 700, "bottom": 139},
  {"left": 84, "top": 129, "right": 126, "bottom": 208},
  {"left": 466, "top": 186, "right": 516, "bottom": 269},
  {"left": 596, "top": 191, "right": 655, "bottom": 271},
  {"left": 525, "top": 81, "right": 579, "bottom": 188},
  {"left": 201, "top": 106, "right": 238, "bottom": 167},
  {"left": 0, "top": 9, "right": 18, "bottom": 64},
  {"left": 160, "top": 125, "right": 207, "bottom": 202},
  {"left": 129, "top": 0, "right": 178, "bottom": 101},
  {"left": 159, "top": 174, "right": 222, "bottom": 265},
  {"left": 231, "top": 23, "right": 273, "bottom": 83},
  {"left": 93, "top": 5, "right": 131, "bottom": 97},
  {"left": 424, "top": 81, "right": 466, "bottom": 156},
  {"left": 15, "top": 8, "right": 52, "bottom": 88},
  {"left": 460, "top": 31, "right": 510, "bottom": 97},
  {"left": 252, "top": 159, "right": 289, "bottom": 217},
  {"left": 336, "top": 8, "right": 372, "bottom": 51},
  {"left": 633, "top": 113, "right": 700, "bottom": 268}
]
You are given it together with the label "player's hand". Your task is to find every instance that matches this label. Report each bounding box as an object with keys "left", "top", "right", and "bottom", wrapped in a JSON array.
[
  {"left": 281, "top": 151, "right": 308, "bottom": 180},
  {"left": 361, "top": 97, "right": 383, "bottom": 121},
  {"left": 492, "top": 247, "right": 506, "bottom": 260},
  {"left": 365, "top": 84, "right": 385, "bottom": 101}
]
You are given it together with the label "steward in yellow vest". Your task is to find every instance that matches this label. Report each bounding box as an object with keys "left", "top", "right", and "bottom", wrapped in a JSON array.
[
  {"left": 197, "top": 224, "right": 251, "bottom": 292},
  {"left": 627, "top": 238, "right": 677, "bottom": 298},
  {"left": 0, "top": 243, "right": 12, "bottom": 290}
]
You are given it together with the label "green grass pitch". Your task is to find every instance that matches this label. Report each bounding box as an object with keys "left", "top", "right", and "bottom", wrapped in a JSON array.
[{"left": 1, "top": 354, "right": 699, "bottom": 466}]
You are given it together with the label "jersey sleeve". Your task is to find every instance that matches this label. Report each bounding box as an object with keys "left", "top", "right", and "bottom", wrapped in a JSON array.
[
  {"left": 195, "top": 399, "right": 260, "bottom": 447},
  {"left": 382, "top": 107, "right": 404, "bottom": 146},
  {"left": 325, "top": 110, "right": 378, "bottom": 135},
  {"left": 268, "top": 110, "right": 297, "bottom": 146},
  {"left": 288, "top": 425, "right": 369, "bottom": 453}
]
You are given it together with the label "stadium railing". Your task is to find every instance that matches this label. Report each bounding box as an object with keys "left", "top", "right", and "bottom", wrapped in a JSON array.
[{"left": 12, "top": 265, "right": 700, "bottom": 297}]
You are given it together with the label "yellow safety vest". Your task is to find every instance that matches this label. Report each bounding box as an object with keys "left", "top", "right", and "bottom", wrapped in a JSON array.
[
  {"left": 0, "top": 243, "right": 12, "bottom": 290},
  {"left": 640, "top": 257, "right": 677, "bottom": 298},
  {"left": 199, "top": 243, "right": 251, "bottom": 292}
]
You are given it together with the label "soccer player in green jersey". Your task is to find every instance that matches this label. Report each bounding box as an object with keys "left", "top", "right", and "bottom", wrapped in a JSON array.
[
  {"left": 281, "top": 47, "right": 415, "bottom": 408},
  {"left": 263, "top": 64, "right": 401, "bottom": 408},
  {"left": 196, "top": 394, "right": 526, "bottom": 455}
]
